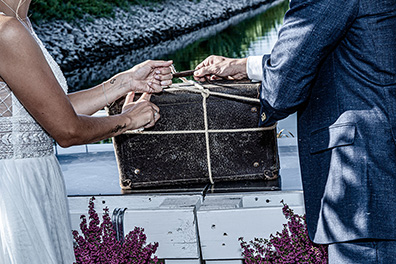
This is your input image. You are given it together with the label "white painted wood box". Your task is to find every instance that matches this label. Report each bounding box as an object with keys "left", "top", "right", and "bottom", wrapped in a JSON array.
[{"left": 68, "top": 191, "right": 304, "bottom": 263}]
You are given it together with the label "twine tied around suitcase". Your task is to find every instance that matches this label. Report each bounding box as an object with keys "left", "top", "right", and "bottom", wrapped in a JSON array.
[{"left": 123, "top": 80, "right": 276, "bottom": 185}]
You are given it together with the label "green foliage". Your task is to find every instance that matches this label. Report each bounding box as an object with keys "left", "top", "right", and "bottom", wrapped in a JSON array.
[{"left": 29, "top": 0, "right": 164, "bottom": 23}]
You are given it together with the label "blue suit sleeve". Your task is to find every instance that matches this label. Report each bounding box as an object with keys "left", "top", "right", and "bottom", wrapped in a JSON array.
[{"left": 259, "top": 0, "right": 359, "bottom": 126}]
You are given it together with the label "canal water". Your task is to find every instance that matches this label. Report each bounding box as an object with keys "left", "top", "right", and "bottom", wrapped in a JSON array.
[{"left": 160, "top": 0, "right": 288, "bottom": 75}]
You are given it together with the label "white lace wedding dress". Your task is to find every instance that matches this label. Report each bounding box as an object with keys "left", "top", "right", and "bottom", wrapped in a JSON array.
[{"left": 0, "top": 15, "right": 75, "bottom": 263}]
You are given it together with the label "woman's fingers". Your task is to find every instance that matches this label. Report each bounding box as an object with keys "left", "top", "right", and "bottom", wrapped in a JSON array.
[
  {"left": 144, "top": 111, "right": 160, "bottom": 128},
  {"left": 129, "top": 60, "right": 173, "bottom": 94},
  {"left": 122, "top": 99, "right": 160, "bottom": 130},
  {"left": 152, "top": 103, "right": 160, "bottom": 113},
  {"left": 148, "top": 60, "right": 173, "bottom": 68},
  {"left": 140, "top": 93, "right": 160, "bottom": 113},
  {"left": 144, "top": 66, "right": 173, "bottom": 92},
  {"left": 155, "top": 66, "right": 172, "bottom": 75},
  {"left": 136, "top": 93, "right": 160, "bottom": 126},
  {"left": 153, "top": 70, "right": 173, "bottom": 87},
  {"left": 138, "top": 92, "right": 151, "bottom": 101},
  {"left": 154, "top": 72, "right": 173, "bottom": 81},
  {"left": 148, "top": 80, "right": 171, "bottom": 92},
  {"left": 141, "top": 101, "right": 160, "bottom": 128},
  {"left": 124, "top": 92, "right": 135, "bottom": 105}
]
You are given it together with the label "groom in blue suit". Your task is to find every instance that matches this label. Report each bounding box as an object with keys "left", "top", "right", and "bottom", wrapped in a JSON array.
[{"left": 194, "top": 0, "right": 396, "bottom": 262}]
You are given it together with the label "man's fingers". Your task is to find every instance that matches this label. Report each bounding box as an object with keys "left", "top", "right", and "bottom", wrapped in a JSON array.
[
  {"left": 193, "top": 76, "right": 207, "bottom": 82},
  {"left": 195, "top": 57, "right": 211, "bottom": 71},
  {"left": 195, "top": 62, "right": 205, "bottom": 71},
  {"left": 193, "top": 67, "right": 208, "bottom": 78},
  {"left": 210, "top": 75, "right": 222, "bottom": 81},
  {"left": 194, "top": 65, "right": 220, "bottom": 78}
]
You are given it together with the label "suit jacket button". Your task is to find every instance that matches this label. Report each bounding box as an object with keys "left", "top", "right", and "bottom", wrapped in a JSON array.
[{"left": 261, "top": 112, "right": 267, "bottom": 122}]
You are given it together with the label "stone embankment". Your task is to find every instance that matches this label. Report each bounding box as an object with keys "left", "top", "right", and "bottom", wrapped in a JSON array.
[{"left": 34, "top": 0, "right": 273, "bottom": 73}]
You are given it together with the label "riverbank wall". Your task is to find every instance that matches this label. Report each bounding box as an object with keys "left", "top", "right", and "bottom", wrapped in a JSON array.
[{"left": 34, "top": 0, "right": 276, "bottom": 73}]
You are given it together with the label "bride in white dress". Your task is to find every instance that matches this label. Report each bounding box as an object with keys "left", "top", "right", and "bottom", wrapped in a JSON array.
[{"left": 0, "top": 0, "right": 173, "bottom": 263}]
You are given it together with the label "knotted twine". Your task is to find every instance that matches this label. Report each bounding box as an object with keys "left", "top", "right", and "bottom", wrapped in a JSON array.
[{"left": 123, "top": 79, "right": 276, "bottom": 184}]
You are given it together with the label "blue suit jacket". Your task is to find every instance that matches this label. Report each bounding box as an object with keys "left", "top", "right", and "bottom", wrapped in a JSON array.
[{"left": 259, "top": 0, "right": 396, "bottom": 243}]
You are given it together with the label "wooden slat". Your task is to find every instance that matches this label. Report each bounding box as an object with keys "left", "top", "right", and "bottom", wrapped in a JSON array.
[
  {"left": 205, "top": 260, "right": 243, "bottom": 264},
  {"left": 197, "top": 191, "right": 304, "bottom": 260},
  {"left": 165, "top": 259, "right": 201, "bottom": 264},
  {"left": 68, "top": 195, "right": 202, "bottom": 259},
  {"left": 123, "top": 209, "right": 199, "bottom": 259},
  {"left": 241, "top": 191, "right": 304, "bottom": 208}
]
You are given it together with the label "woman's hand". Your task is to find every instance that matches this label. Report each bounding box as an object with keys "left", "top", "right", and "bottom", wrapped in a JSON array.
[
  {"left": 193, "top": 55, "right": 248, "bottom": 82},
  {"left": 112, "top": 60, "right": 173, "bottom": 94},
  {"left": 131, "top": 60, "right": 173, "bottom": 93},
  {"left": 121, "top": 92, "right": 160, "bottom": 130},
  {"left": 69, "top": 60, "right": 172, "bottom": 115}
]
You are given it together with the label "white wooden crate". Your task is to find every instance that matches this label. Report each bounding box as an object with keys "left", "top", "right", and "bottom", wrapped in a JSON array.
[
  {"left": 68, "top": 195, "right": 202, "bottom": 262},
  {"left": 68, "top": 191, "right": 304, "bottom": 263},
  {"left": 197, "top": 191, "right": 304, "bottom": 261},
  {"left": 205, "top": 261, "right": 243, "bottom": 264}
]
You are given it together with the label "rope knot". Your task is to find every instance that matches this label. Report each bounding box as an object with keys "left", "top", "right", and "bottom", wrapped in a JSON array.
[{"left": 188, "top": 81, "right": 210, "bottom": 98}]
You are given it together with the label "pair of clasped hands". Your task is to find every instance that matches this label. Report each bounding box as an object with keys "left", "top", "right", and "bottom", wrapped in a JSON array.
[{"left": 127, "top": 55, "right": 246, "bottom": 130}]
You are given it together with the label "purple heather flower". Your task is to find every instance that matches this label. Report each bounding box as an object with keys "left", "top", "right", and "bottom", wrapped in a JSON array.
[
  {"left": 240, "top": 202, "right": 328, "bottom": 263},
  {"left": 72, "top": 197, "right": 161, "bottom": 264}
]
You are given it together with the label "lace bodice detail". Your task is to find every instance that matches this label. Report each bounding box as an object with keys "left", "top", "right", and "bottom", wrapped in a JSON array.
[{"left": 0, "top": 25, "right": 68, "bottom": 159}]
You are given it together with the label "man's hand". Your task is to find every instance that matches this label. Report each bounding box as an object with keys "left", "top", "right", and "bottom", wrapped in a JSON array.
[{"left": 193, "top": 55, "right": 248, "bottom": 82}]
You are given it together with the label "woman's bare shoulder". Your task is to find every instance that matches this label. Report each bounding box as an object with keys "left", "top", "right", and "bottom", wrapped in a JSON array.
[{"left": 0, "top": 16, "right": 34, "bottom": 51}]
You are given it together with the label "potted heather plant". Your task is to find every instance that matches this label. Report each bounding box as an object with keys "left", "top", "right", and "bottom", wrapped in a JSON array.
[
  {"left": 239, "top": 201, "right": 328, "bottom": 263},
  {"left": 72, "top": 197, "right": 160, "bottom": 264}
]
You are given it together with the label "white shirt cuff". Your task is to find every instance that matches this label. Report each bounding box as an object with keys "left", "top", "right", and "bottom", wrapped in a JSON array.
[{"left": 247, "top": 55, "right": 264, "bottom": 82}]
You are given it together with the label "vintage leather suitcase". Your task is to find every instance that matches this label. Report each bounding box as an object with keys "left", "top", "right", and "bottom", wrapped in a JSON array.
[{"left": 107, "top": 80, "right": 280, "bottom": 189}]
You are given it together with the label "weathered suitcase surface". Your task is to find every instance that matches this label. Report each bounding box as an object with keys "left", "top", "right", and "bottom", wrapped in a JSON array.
[{"left": 107, "top": 80, "right": 280, "bottom": 189}]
